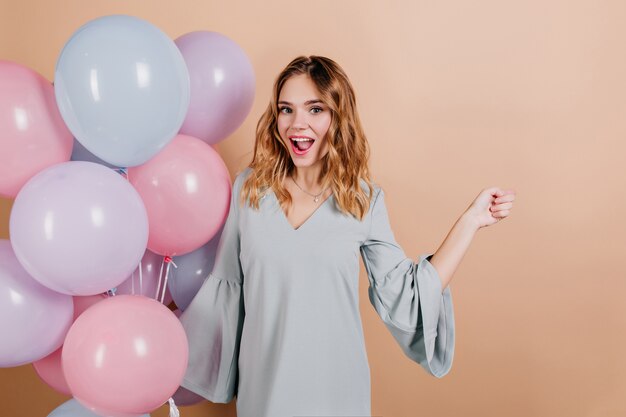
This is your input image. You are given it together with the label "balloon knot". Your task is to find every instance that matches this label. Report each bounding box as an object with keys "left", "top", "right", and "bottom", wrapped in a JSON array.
[
  {"left": 164, "top": 256, "right": 178, "bottom": 268},
  {"left": 115, "top": 167, "right": 128, "bottom": 178}
]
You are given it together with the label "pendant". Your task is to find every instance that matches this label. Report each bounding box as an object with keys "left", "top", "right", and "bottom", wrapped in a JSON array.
[{"left": 314, "top": 196, "right": 319, "bottom": 203}]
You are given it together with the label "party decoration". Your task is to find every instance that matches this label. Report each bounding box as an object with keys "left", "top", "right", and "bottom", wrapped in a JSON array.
[
  {"left": 168, "top": 224, "right": 223, "bottom": 311},
  {"left": 33, "top": 294, "right": 106, "bottom": 395},
  {"left": 55, "top": 14, "right": 190, "bottom": 167},
  {"left": 10, "top": 161, "right": 149, "bottom": 295},
  {"left": 115, "top": 249, "right": 173, "bottom": 305},
  {"left": 0, "top": 240, "right": 73, "bottom": 367},
  {"left": 32, "top": 348, "right": 68, "bottom": 394},
  {"left": 175, "top": 31, "right": 255, "bottom": 145},
  {"left": 172, "top": 385, "right": 205, "bottom": 407},
  {"left": 0, "top": 60, "right": 73, "bottom": 198},
  {"left": 128, "top": 134, "right": 230, "bottom": 256},
  {"left": 63, "top": 295, "right": 188, "bottom": 417}
]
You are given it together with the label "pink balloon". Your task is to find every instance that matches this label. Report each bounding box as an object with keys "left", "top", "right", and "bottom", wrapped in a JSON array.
[
  {"left": 0, "top": 60, "right": 73, "bottom": 198},
  {"left": 32, "top": 348, "right": 69, "bottom": 395},
  {"left": 10, "top": 161, "right": 149, "bottom": 295},
  {"left": 32, "top": 294, "right": 106, "bottom": 395},
  {"left": 175, "top": 31, "right": 255, "bottom": 145},
  {"left": 115, "top": 249, "right": 173, "bottom": 305},
  {"left": 63, "top": 295, "right": 188, "bottom": 417},
  {"left": 128, "top": 134, "right": 231, "bottom": 256},
  {"left": 0, "top": 240, "right": 73, "bottom": 367},
  {"left": 72, "top": 294, "right": 108, "bottom": 317}
]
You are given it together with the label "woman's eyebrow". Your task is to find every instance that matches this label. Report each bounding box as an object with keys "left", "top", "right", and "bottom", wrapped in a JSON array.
[{"left": 278, "top": 99, "right": 323, "bottom": 105}]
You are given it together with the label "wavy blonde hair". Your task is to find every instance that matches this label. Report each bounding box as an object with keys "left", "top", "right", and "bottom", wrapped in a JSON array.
[{"left": 241, "top": 55, "right": 374, "bottom": 220}]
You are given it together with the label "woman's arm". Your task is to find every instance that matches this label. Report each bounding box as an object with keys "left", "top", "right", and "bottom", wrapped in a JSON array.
[{"left": 429, "top": 187, "right": 516, "bottom": 291}]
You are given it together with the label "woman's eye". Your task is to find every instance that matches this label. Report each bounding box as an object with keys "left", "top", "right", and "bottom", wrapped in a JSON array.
[
  {"left": 279, "top": 106, "right": 292, "bottom": 114},
  {"left": 310, "top": 107, "right": 323, "bottom": 114}
]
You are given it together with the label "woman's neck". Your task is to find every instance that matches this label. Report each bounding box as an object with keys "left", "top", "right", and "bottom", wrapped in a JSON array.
[{"left": 291, "top": 165, "right": 324, "bottom": 191}]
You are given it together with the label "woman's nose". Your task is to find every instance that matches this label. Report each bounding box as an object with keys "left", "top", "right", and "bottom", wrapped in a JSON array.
[{"left": 291, "top": 109, "right": 308, "bottom": 129}]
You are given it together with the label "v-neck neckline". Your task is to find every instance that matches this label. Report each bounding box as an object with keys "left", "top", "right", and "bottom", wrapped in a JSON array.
[{"left": 271, "top": 190, "right": 333, "bottom": 231}]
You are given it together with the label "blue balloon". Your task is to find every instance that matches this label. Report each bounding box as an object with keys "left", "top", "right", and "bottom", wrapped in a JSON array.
[
  {"left": 55, "top": 15, "right": 190, "bottom": 167},
  {"left": 48, "top": 399, "right": 150, "bottom": 417},
  {"left": 169, "top": 224, "right": 223, "bottom": 311}
]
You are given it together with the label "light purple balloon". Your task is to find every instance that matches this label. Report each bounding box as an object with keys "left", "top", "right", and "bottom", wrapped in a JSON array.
[
  {"left": 0, "top": 240, "right": 73, "bottom": 367},
  {"left": 115, "top": 249, "right": 173, "bottom": 305},
  {"left": 9, "top": 161, "right": 149, "bottom": 295},
  {"left": 175, "top": 31, "right": 255, "bottom": 145},
  {"left": 168, "top": 225, "right": 223, "bottom": 311},
  {"left": 172, "top": 385, "right": 205, "bottom": 407}
]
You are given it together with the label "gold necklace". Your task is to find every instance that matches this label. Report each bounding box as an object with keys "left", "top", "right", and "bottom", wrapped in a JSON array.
[{"left": 291, "top": 176, "right": 328, "bottom": 203}]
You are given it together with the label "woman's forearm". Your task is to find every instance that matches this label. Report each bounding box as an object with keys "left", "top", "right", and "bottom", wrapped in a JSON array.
[{"left": 428, "top": 212, "right": 480, "bottom": 291}]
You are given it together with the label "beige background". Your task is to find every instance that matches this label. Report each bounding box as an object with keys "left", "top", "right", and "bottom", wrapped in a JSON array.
[{"left": 1, "top": 0, "right": 626, "bottom": 416}]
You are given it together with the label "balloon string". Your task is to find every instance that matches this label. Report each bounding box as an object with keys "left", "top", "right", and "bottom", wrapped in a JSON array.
[
  {"left": 168, "top": 397, "right": 180, "bottom": 417},
  {"left": 160, "top": 256, "right": 178, "bottom": 304},
  {"left": 161, "top": 262, "right": 171, "bottom": 304},
  {"left": 139, "top": 258, "right": 143, "bottom": 295},
  {"left": 156, "top": 257, "right": 165, "bottom": 299}
]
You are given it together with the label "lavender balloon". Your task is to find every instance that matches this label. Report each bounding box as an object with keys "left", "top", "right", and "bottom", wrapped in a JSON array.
[
  {"left": 172, "top": 385, "right": 205, "bottom": 406},
  {"left": 0, "top": 240, "right": 73, "bottom": 367},
  {"left": 175, "top": 31, "right": 255, "bottom": 145},
  {"left": 168, "top": 225, "right": 223, "bottom": 311},
  {"left": 9, "top": 161, "right": 149, "bottom": 295}
]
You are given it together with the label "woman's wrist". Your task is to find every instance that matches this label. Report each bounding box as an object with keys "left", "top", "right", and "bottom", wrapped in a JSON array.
[{"left": 460, "top": 210, "right": 482, "bottom": 232}]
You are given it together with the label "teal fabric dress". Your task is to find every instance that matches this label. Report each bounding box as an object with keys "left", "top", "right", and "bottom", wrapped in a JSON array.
[{"left": 179, "top": 167, "right": 455, "bottom": 417}]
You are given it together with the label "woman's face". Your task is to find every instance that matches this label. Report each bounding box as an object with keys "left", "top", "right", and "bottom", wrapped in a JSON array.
[{"left": 276, "top": 74, "right": 331, "bottom": 169}]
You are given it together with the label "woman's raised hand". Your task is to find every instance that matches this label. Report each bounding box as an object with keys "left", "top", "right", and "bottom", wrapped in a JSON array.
[{"left": 465, "top": 187, "right": 516, "bottom": 229}]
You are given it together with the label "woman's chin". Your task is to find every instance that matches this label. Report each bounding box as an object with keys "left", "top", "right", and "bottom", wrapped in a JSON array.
[{"left": 290, "top": 155, "right": 320, "bottom": 168}]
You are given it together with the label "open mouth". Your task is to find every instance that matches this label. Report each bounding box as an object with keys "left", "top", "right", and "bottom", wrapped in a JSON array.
[{"left": 289, "top": 137, "right": 315, "bottom": 155}]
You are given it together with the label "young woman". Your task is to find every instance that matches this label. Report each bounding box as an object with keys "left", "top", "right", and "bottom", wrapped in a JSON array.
[{"left": 179, "top": 56, "right": 516, "bottom": 417}]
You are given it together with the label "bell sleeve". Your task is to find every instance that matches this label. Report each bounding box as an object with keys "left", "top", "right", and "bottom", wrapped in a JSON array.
[
  {"left": 359, "top": 188, "right": 455, "bottom": 378},
  {"left": 178, "top": 170, "right": 247, "bottom": 403}
]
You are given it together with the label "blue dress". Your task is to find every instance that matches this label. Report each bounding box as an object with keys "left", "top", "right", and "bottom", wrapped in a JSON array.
[{"left": 179, "top": 167, "right": 455, "bottom": 417}]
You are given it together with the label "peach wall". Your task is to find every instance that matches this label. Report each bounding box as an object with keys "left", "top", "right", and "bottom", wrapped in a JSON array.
[{"left": 1, "top": 1, "right": 625, "bottom": 416}]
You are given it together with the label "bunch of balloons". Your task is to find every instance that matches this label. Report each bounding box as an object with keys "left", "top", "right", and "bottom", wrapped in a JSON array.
[{"left": 0, "top": 14, "right": 255, "bottom": 417}]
